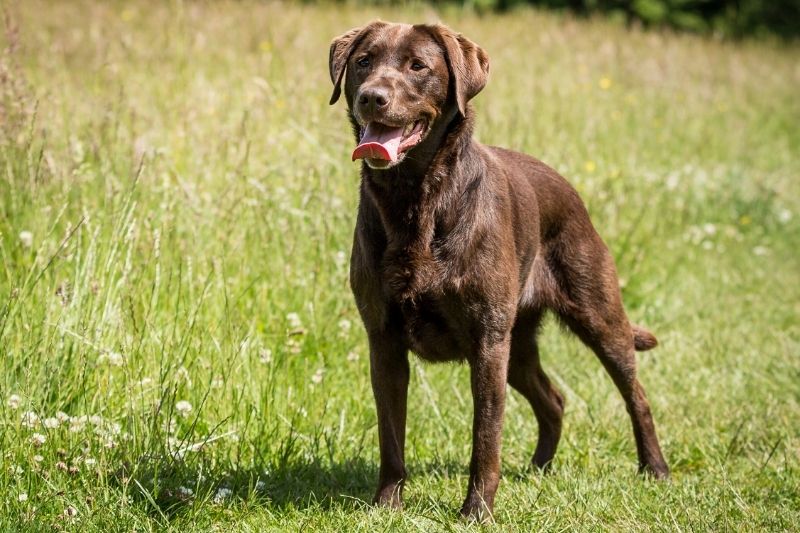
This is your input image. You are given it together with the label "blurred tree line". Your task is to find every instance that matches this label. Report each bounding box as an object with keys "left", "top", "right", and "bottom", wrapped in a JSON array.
[
  {"left": 358, "top": 0, "right": 800, "bottom": 38},
  {"left": 481, "top": 0, "right": 800, "bottom": 38}
]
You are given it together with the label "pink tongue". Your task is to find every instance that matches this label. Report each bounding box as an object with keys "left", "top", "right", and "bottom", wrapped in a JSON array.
[{"left": 352, "top": 123, "right": 404, "bottom": 162}]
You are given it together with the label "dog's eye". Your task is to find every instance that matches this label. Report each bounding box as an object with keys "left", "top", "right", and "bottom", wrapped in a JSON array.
[
  {"left": 410, "top": 60, "right": 426, "bottom": 71},
  {"left": 356, "top": 56, "right": 370, "bottom": 68}
]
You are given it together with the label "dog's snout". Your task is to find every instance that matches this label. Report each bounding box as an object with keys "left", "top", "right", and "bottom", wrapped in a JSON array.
[{"left": 357, "top": 87, "right": 391, "bottom": 114}]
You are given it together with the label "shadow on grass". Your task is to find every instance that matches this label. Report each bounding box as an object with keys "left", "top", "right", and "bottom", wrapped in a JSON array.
[
  {"left": 121, "top": 456, "right": 373, "bottom": 518},
  {"left": 261, "top": 457, "right": 376, "bottom": 509},
  {"left": 122, "top": 454, "right": 477, "bottom": 521}
]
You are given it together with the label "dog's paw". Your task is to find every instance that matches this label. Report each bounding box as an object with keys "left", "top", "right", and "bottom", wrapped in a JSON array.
[
  {"left": 531, "top": 454, "right": 556, "bottom": 473},
  {"left": 459, "top": 497, "right": 494, "bottom": 524},
  {"left": 640, "top": 462, "right": 670, "bottom": 480},
  {"left": 373, "top": 483, "right": 403, "bottom": 510}
]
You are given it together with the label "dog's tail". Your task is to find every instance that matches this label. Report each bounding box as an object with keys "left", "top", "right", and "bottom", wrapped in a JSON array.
[{"left": 632, "top": 325, "right": 658, "bottom": 351}]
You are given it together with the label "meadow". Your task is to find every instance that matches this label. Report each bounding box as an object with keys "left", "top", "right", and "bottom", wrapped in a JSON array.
[{"left": 1, "top": 1, "right": 798, "bottom": 530}]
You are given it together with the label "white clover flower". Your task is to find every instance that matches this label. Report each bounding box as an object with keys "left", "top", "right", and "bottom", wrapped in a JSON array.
[
  {"left": 84, "top": 457, "right": 96, "bottom": 468},
  {"left": 259, "top": 348, "right": 272, "bottom": 364},
  {"left": 213, "top": 487, "right": 233, "bottom": 503},
  {"left": 98, "top": 350, "right": 124, "bottom": 366},
  {"left": 311, "top": 368, "right": 324, "bottom": 385},
  {"left": 286, "top": 337, "right": 301, "bottom": 354},
  {"left": 753, "top": 246, "right": 769, "bottom": 256},
  {"left": 21, "top": 411, "right": 39, "bottom": 428},
  {"left": 43, "top": 417, "right": 60, "bottom": 429},
  {"left": 347, "top": 351, "right": 359, "bottom": 362},
  {"left": 665, "top": 172, "right": 680, "bottom": 191},
  {"left": 19, "top": 231, "right": 33, "bottom": 248},
  {"left": 703, "top": 223, "right": 717, "bottom": 236},
  {"left": 7, "top": 394, "right": 21, "bottom": 410},
  {"left": 286, "top": 312, "right": 302, "bottom": 329},
  {"left": 89, "top": 415, "right": 103, "bottom": 425},
  {"left": 175, "top": 400, "right": 193, "bottom": 416},
  {"left": 31, "top": 433, "right": 46, "bottom": 446},
  {"left": 334, "top": 250, "right": 347, "bottom": 267},
  {"left": 56, "top": 411, "right": 71, "bottom": 423},
  {"left": 778, "top": 209, "right": 792, "bottom": 223},
  {"left": 176, "top": 486, "right": 194, "bottom": 499},
  {"left": 338, "top": 319, "right": 352, "bottom": 334},
  {"left": 69, "top": 416, "right": 87, "bottom": 433},
  {"left": 64, "top": 505, "right": 78, "bottom": 518},
  {"left": 18, "top": 493, "right": 28, "bottom": 502}
]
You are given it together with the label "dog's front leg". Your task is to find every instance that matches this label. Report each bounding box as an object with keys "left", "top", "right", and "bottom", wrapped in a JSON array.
[
  {"left": 368, "top": 329, "right": 410, "bottom": 509},
  {"left": 461, "top": 338, "right": 510, "bottom": 521}
]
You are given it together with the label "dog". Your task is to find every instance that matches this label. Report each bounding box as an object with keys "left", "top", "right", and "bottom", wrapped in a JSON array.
[{"left": 328, "top": 21, "right": 669, "bottom": 520}]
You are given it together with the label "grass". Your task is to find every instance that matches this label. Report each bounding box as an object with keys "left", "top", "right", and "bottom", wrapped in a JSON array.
[{"left": 1, "top": 0, "right": 798, "bottom": 530}]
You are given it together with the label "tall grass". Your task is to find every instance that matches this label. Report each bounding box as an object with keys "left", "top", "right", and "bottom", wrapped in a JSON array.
[{"left": 1, "top": 1, "right": 798, "bottom": 530}]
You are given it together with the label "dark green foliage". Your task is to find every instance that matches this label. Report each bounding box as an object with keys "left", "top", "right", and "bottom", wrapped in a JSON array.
[{"left": 429, "top": 0, "right": 800, "bottom": 37}]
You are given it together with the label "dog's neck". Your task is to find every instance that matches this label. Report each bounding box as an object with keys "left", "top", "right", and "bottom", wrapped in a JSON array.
[{"left": 362, "top": 107, "right": 477, "bottom": 231}]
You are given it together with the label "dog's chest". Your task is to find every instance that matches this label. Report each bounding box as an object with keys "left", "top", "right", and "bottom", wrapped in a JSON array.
[
  {"left": 398, "top": 290, "right": 474, "bottom": 362},
  {"left": 374, "top": 242, "right": 464, "bottom": 359},
  {"left": 380, "top": 243, "right": 513, "bottom": 361}
]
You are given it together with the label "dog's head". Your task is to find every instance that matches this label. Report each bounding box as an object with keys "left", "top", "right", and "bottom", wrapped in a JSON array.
[{"left": 329, "top": 21, "right": 489, "bottom": 170}]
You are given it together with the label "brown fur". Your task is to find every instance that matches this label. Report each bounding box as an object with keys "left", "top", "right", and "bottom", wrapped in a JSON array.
[{"left": 329, "top": 21, "right": 669, "bottom": 521}]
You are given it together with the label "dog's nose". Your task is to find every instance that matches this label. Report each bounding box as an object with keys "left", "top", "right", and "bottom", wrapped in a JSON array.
[{"left": 357, "top": 87, "right": 390, "bottom": 113}]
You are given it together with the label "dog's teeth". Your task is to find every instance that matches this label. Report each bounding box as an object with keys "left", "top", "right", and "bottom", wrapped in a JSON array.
[{"left": 404, "top": 123, "right": 413, "bottom": 136}]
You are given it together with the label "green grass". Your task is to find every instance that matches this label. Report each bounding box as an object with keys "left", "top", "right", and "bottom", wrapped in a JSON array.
[{"left": 1, "top": 1, "right": 798, "bottom": 530}]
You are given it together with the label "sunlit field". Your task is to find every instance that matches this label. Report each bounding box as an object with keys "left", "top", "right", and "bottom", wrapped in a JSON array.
[{"left": 1, "top": 1, "right": 798, "bottom": 530}]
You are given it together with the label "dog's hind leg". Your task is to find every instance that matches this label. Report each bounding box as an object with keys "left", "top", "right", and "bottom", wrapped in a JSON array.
[
  {"left": 566, "top": 314, "right": 669, "bottom": 478},
  {"left": 508, "top": 309, "right": 565, "bottom": 470},
  {"left": 550, "top": 236, "right": 670, "bottom": 478}
]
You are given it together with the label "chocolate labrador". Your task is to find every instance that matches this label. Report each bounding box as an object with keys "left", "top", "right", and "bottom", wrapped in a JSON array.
[{"left": 328, "top": 21, "right": 669, "bottom": 520}]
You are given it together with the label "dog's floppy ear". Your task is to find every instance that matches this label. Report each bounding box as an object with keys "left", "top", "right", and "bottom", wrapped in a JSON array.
[
  {"left": 329, "top": 21, "right": 386, "bottom": 105},
  {"left": 430, "top": 25, "right": 490, "bottom": 116}
]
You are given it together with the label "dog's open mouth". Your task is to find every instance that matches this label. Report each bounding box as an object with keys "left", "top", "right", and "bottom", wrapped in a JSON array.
[{"left": 352, "top": 120, "right": 427, "bottom": 167}]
